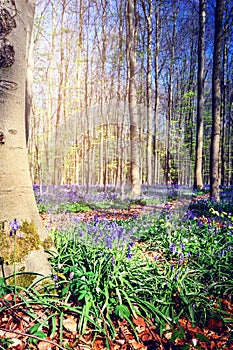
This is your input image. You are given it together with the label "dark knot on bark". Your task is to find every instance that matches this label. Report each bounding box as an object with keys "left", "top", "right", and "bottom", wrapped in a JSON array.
[{"left": 0, "top": 38, "right": 15, "bottom": 68}]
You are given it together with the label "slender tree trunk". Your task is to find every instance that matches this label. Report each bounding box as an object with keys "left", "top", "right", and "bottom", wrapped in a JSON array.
[
  {"left": 210, "top": 0, "right": 224, "bottom": 201},
  {"left": 154, "top": 1, "right": 160, "bottom": 184},
  {"left": 142, "top": 0, "right": 153, "bottom": 185},
  {"left": 54, "top": 0, "right": 66, "bottom": 186},
  {"left": 194, "top": 0, "right": 206, "bottom": 189},
  {"left": 127, "top": 0, "right": 141, "bottom": 195},
  {"left": 166, "top": 2, "right": 178, "bottom": 186}
]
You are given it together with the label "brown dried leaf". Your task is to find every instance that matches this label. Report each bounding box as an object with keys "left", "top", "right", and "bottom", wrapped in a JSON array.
[
  {"left": 62, "top": 317, "right": 77, "bottom": 333},
  {"left": 9, "top": 338, "right": 22, "bottom": 348},
  {"left": 128, "top": 339, "right": 147, "bottom": 349},
  {"left": 37, "top": 340, "right": 53, "bottom": 350}
]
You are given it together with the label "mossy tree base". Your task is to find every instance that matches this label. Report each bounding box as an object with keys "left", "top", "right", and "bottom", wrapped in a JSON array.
[{"left": 0, "top": 220, "right": 53, "bottom": 284}]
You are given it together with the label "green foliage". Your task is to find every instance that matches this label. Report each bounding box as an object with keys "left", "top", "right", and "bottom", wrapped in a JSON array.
[
  {"left": 46, "top": 200, "right": 233, "bottom": 338},
  {"left": 0, "top": 338, "right": 14, "bottom": 350},
  {"left": 2, "top": 188, "right": 233, "bottom": 347},
  {"left": 37, "top": 200, "right": 92, "bottom": 213}
]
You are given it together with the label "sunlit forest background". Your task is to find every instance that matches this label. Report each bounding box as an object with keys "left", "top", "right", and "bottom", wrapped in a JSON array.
[{"left": 28, "top": 0, "right": 233, "bottom": 192}]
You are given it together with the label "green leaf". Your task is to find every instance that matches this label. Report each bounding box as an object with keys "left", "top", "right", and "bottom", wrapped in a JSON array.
[
  {"left": 181, "top": 345, "right": 191, "bottom": 350},
  {"left": 196, "top": 333, "right": 210, "bottom": 343},
  {"left": 171, "top": 328, "right": 185, "bottom": 342},
  {"left": 61, "top": 284, "right": 70, "bottom": 297},
  {"left": 50, "top": 315, "right": 57, "bottom": 338},
  {"left": 115, "top": 304, "right": 130, "bottom": 319},
  {"left": 29, "top": 323, "right": 41, "bottom": 334},
  {"left": 33, "top": 331, "right": 47, "bottom": 339}
]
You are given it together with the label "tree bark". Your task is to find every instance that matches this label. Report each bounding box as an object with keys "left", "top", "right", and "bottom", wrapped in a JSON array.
[
  {"left": 210, "top": 0, "right": 224, "bottom": 201},
  {"left": 194, "top": 0, "right": 206, "bottom": 190},
  {"left": 0, "top": 0, "right": 47, "bottom": 240},
  {"left": 127, "top": 0, "right": 141, "bottom": 195}
]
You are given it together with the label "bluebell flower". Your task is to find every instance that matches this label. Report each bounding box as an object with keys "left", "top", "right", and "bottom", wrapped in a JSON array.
[
  {"left": 126, "top": 242, "right": 133, "bottom": 259},
  {"left": 69, "top": 272, "right": 74, "bottom": 280},
  {"left": 180, "top": 243, "right": 185, "bottom": 251},
  {"left": 221, "top": 249, "right": 226, "bottom": 257},
  {"left": 170, "top": 243, "right": 176, "bottom": 253},
  {"left": 175, "top": 270, "right": 180, "bottom": 280},
  {"left": 126, "top": 252, "right": 132, "bottom": 259},
  {"left": 53, "top": 274, "right": 58, "bottom": 282},
  {"left": 9, "top": 218, "right": 20, "bottom": 232}
]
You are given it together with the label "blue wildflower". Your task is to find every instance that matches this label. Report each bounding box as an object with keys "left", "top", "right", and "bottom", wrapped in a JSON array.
[
  {"left": 9, "top": 218, "right": 20, "bottom": 232},
  {"left": 126, "top": 242, "right": 133, "bottom": 259},
  {"left": 221, "top": 249, "right": 226, "bottom": 257},
  {"left": 170, "top": 243, "right": 176, "bottom": 253},
  {"left": 180, "top": 243, "right": 185, "bottom": 251},
  {"left": 69, "top": 272, "right": 74, "bottom": 280}
]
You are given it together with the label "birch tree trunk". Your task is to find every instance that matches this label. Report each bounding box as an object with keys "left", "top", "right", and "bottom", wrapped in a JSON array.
[{"left": 0, "top": 0, "right": 47, "bottom": 240}]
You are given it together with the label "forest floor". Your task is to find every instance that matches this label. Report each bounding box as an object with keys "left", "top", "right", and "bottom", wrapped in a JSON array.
[{"left": 0, "top": 198, "right": 233, "bottom": 349}]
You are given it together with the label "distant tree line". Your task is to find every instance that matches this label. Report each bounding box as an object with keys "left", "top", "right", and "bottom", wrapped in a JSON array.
[{"left": 29, "top": 0, "right": 233, "bottom": 199}]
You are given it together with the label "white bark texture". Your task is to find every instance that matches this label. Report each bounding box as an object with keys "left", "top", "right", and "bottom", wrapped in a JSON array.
[{"left": 0, "top": 0, "right": 47, "bottom": 240}]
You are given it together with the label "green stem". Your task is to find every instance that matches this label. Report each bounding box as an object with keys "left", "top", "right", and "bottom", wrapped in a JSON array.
[{"left": 14, "top": 230, "right": 17, "bottom": 304}]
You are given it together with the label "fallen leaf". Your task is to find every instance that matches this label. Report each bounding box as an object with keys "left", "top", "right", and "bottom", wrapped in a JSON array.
[
  {"left": 63, "top": 317, "right": 77, "bottom": 333},
  {"left": 132, "top": 316, "right": 146, "bottom": 327},
  {"left": 9, "top": 338, "right": 22, "bottom": 348},
  {"left": 128, "top": 339, "right": 147, "bottom": 349},
  {"left": 37, "top": 340, "right": 53, "bottom": 350}
]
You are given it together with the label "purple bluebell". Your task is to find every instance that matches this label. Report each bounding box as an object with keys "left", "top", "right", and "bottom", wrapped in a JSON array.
[
  {"left": 180, "top": 243, "right": 185, "bottom": 251},
  {"left": 69, "top": 272, "right": 74, "bottom": 280},
  {"left": 170, "top": 243, "right": 176, "bottom": 253},
  {"left": 221, "top": 249, "right": 226, "bottom": 257},
  {"left": 9, "top": 218, "right": 20, "bottom": 232},
  {"left": 53, "top": 274, "right": 58, "bottom": 282}
]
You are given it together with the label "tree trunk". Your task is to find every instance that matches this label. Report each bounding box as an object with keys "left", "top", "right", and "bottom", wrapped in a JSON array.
[
  {"left": 166, "top": 2, "right": 178, "bottom": 186},
  {"left": 127, "top": 0, "right": 141, "bottom": 195},
  {"left": 154, "top": 1, "right": 160, "bottom": 184},
  {"left": 210, "top": 0, "right": 224, "bottom": 201},
  {"left": 0, "top": 0, "right": 47, "bottom": 240},
  {"left": 194, "top": 0, "right": 206, "bottom": 190},
  {"left": 141, "top": 0, "right": 153, "bottom": 185}
]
